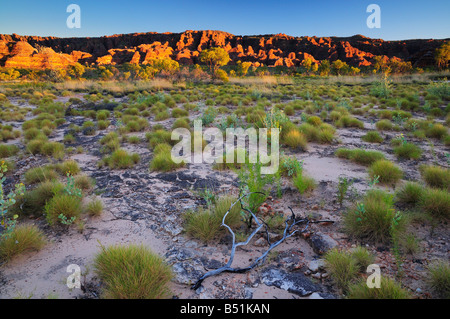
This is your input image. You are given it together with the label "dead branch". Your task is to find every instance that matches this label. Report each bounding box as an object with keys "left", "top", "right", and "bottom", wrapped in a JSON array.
[{"left": 191, "top": 194, "right": 334, "bottom": 290}]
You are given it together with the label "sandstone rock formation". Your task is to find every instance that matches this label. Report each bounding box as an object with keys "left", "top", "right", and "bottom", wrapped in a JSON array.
[{"left": 0, "top": 31, "right": 447, "bottom": 69}]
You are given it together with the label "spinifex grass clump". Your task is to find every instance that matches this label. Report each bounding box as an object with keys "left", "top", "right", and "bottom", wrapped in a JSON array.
[
  {"left": 419, "top": 188, "right": 450, "bottom": 219},
  {"left": 393, "top": 141, "right": 422, "bottom": 160},
  {"left": 344, "top": 189, "right": 405, "bottom": 243},
  {"left": 361, "top": 131, "right": 383, "bottom": 143},
  {"left": 335, "top": 148, "right": 385, "bottom": 166},
  {"left": 368, "top": 160, "right": 403, "bottom": 185},
  {"left": 184, "top": 195, "right": 242, "bottom": 242},
  {"left": 347, "top": 276, "right": 412, "bottom": 299},
  {"left": 149, "top": 143, "right": 185, "bottom": 172},
  {"left": 282, "top": 129, "right": 308, "bottom": 150},
  {"left": 426, "top": 259, "right": 450, "bottom": 299},
  {"left": 395, "top": 182, "right": 425, "bottom": 207},
  {"left": 0, "top": 224, "right": 46, "bottom": 261},
  {"left": 101, "top": 148, "right": 140, "bottom": 169},
  {"left": 94, "top": 244, "right": 173, "bottom": 299},
  {"left": 420, "top": 165, "right": 450, "bottom": 190}
]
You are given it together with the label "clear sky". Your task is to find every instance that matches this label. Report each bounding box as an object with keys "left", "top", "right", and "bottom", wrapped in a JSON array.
[{"left": 0, "top": 0, "right": 449, "bottom": 40}]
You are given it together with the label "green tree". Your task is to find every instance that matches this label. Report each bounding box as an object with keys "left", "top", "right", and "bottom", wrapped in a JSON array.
[
  {"left": 332, "top": 59, "right": 348, "bottom": 76},
  {"left": 68, "top": 63, "right": 85, "bottom": 79},
  {"left": 199, "top": 47, "right": 230, "bottom": 76},
  {"left": 236, "top": 60, "right": 252, "bottom": 76},
  {"left": 318, "top": 60, "right": 331, "bottom": 76}
]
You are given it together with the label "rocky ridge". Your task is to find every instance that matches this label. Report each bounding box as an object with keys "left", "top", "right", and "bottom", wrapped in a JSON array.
[{"left": 0, "top": 30, "right": 447, "bottom": 69}]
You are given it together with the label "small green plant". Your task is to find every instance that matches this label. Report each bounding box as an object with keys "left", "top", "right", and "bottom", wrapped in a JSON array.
[
  {"left": 58, "top": 213, "right": 76, "bottom": 226},
  {"left": 1, "top": 161, "right": 25, "bottom": 238},
  {"left": 337, "top": 176, "right": 353, "bottom": 207}
]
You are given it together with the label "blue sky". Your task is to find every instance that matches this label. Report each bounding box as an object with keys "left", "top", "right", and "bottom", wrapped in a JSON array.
[{"left": 0, "top": 0, "right": 449, "bottom": 40}]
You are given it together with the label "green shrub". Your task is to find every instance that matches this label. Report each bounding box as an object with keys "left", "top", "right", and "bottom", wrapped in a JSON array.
[
  {"left": 94, "top": 244, "right": 173, "bottom": 299},
  {"left": 56, "top": 160, "right": 81, "bottom": 176},
  {"left": 183, "top": 207, "right": 220, "bottom": 242},
  {"left": 293, "top": 172, "right": 316, "bottom": 194},
  {"left": 368, "top": 160, "right": 403, "bottom": 185},
  {"left": 307, "top": 116, "right": 322, "bottom": 126}
]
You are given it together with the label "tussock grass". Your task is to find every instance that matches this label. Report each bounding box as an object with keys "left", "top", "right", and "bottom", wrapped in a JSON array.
[
  {"left": 324, "top": 248, "right": 358, "bottom": 291},
  {"left": 44, "top": 194, "right": 83, "bottom": 226},
  {"left": 395, "top": 182, "right": 425, "bottom": 207},
  {"left": 419, "top": 187, "right": 450, "bottom": 219},
  {"left": 94, "top": 244, "right": 173, "bottom": 299},
  {"left": 150, "top": 143, "right": 185, "bottom": 172},
  {"left": 335, "top": 148, "right": 385, "bottom": 166},
  {"left": 347, "top": 276, "right": 412, "bottom": 299},
  {"left": 0, "top": 224, "right": 46, "bottom": 261},
  {"left": 85, "top": 198, "right": 103, "bottom": 217},
  {"left": 344, "top": 189, "right": 405, "bottom": 243},
  {"left": 393, "top": 143, "right": 422, "bottom": 160},
  {"left": 427, "top": 259, "right": 450, "bottom": 299},
  {"left": 368, "top": 160, "right": 403, "bottom": 185},
  {"left": 362, "top": 131, "right": 383, "bottom": 143},
  {"left": 420, "top": 165, "right": 450, "bottom": 190}
]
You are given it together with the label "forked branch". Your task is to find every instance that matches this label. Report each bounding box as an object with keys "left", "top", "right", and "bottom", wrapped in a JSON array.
[{"left": 191, "top": 195, "right": 334, "bottom": 290}]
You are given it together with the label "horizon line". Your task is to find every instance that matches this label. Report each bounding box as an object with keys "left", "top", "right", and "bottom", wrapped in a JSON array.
[{"left": 2, "top": 30, "right": 450, "bottom": 42}]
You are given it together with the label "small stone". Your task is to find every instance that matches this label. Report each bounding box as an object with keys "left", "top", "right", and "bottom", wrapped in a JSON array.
[
  {"left": 321, "top": 272, "right": 329, "bottom": 279},
  {"left": 308, "top": 259, "right": 326, "bottom": 273},
  {"left": 312, "top": 273, "right": 322, "bottom": 279},
  {"left": 254, "top": 237, "right": 267, "bottom": 247},
  {"left": 309, "top": 292, "right": 323, "bottom": 299},
  {"left": 309, "top": 232, "right": 338, "bottom": 255},
  {"left": 304, "top": 270, "right": 311, "bottom": 276}
]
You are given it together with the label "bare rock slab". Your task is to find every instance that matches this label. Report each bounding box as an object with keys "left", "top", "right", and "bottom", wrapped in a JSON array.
[{"left": 261, "top": 267, "right": 319, "bottom": 297}]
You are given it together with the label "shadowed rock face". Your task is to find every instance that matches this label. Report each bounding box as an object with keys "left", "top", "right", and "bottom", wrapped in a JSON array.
[{"left": 0, "top": 30, "right": 447, "bottom": 69}]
